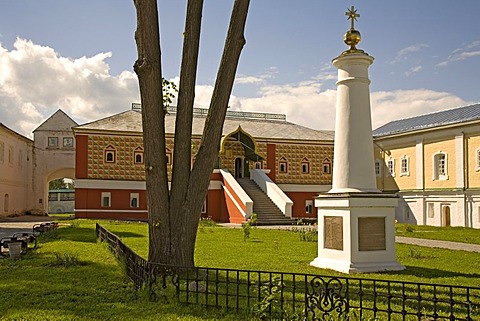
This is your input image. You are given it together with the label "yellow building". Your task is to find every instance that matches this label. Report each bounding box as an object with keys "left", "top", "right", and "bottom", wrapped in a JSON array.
[{"left": 373, "top": 103, "right": 480, "bottom": 229}]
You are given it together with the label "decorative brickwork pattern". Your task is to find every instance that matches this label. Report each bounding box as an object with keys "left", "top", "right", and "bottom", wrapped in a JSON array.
[
  {"left": 275, "top": 144, "right": 333, "bottom": 184},
  {"left": 88, "top": 135, "right": 146, "bottom": 181}
]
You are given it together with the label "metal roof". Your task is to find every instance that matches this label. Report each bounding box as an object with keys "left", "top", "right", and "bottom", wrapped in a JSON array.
[
  {"left": 74, "top": 109, "right": 334, "bottom": 142},
  {"left": 373, "top": 103, "right": 480, "bottom": 138}
]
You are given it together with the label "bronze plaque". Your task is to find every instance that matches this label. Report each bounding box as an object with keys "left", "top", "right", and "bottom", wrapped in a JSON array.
[
  {"left": 358, "top": 217, "right": 386, "bottom": 251},
  {"left": 324, "top": 216, "right": 343, "bottom": 250}
]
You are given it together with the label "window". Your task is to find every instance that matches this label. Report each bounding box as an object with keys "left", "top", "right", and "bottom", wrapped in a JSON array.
[
  {"left": 322, "top": 158, "right": 331, "bottom": 174},
  {"left": 0, "top": 141, "right": 4, "bottom": 163},
  {"left": 3, "top": 194, "right": 9, "bottom": 212},
  {"left": 63, "top": 137, "right": 74, "bottom": 147},
  {"left": 8, "top": 146, "right": 14, "bottom": 166},
  {"left": 279, "top": 157, "right": 288, "bottom": 173},
  {"left": 60, "top": 193, "right": 74, "bottom": 201},
  {"left": 48, "top": 137, "right": 59, "bottom": 147},
  {"left": 255, "top": 162, "right": 262, "bottom": 169},
  {"left": 104, "top": 145, "right": 116, "bottom": 164},
  {"left": 374, "top": 160, "right": 381, "bottom": 177},
  {"left": 305, "top": 200, "right": 313, "bottom": 214},
  {"left": 400, "top": 155, "right": 409, "bottom": 176},
  {"left": 476, "top": 148, "right": 480, "bottom": 171},
  {"left": 301, "top": 158, "right": 310, "bottom": 174},
  {"left": 387, "top": 158, "right": 395, "bottom": 177},
  {"left": 18, "top": 150, "right": 23, "bottom": 169},
  {"left": 48, "top": 193, "right": 58, "bottom": 201},
  {"left": 166, "top": 148, "right": 172, "bottom": 165},
  {"left": 130, "top": 193, "right": 139, "bottom": 208},
  {"left": 433, "top": 152, "right": 448, "bottom": 180},
  {"left": 101, "top": 192, "right": 111, "bottom": 207},
  {"left": 428, "top": 203, "right": 435, "bottom": 218},
  {"left": 133, "top": 146, "right": 144, "bottom": 164}
]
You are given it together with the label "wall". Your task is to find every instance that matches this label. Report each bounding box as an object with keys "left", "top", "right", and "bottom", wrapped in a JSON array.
[{"left": 0, "top": 127, "right": 33, "bottom": 216}]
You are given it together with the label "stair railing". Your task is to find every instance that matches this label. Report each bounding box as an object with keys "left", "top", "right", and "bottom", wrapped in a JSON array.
[{"left": 250, "top": 169, "right": 293, "bottom": 217}]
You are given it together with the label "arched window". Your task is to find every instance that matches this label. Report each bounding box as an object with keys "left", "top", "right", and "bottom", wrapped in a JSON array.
[
  {"left": 322, "top": 158, "right": 331, "bottom": 174},
  {"left": 104, "top": 145, "right": 116, "bottom": 164},
  {"left": 301, "top": 157, "right": 310, "bottom": 174},
  {"left": 4, "top": 194, "right": 9, "bottom": 212},
  {"left": 133, "top": 146, "right": 144, "bottom": 164},
  {"left": 279, "top": 156, "right": 288, "bottom": 173}
]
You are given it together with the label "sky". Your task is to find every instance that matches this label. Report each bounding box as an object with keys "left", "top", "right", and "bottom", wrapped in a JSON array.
[{"left": 1, "top": 1, "right": 479, "bottom": 137}]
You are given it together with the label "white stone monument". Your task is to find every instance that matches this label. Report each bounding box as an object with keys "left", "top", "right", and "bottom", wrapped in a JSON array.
[{"left": 311, "top": 7, "right": 405, "bottom": 273}]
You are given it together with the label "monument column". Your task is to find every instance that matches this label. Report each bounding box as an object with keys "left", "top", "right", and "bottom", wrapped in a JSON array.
[{"left": 311, "top": 7, "right": 404, "bottom": 273}]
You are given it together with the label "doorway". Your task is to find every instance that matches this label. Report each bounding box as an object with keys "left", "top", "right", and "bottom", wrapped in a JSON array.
[
  {"left": 442, "top": 205, "right": 451, "bottom": 227},
  {"left": 235, "top": 157, "right": 243, "bottom": 178}
]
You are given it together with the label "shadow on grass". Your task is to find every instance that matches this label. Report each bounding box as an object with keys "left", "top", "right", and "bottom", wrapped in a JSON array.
[
  {"left": 106, "top": 231, "right": 146, "bottom": 239},
  {"left": 56, "top": 226, "right": 98, "bottom": 243},
  {"left": 386, "top": 265, "right": 480, "bottom": 281}
]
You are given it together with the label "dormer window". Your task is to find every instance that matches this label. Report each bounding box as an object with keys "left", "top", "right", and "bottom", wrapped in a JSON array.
[{"left": 104, "top": 145, "right": 116, "bottom": 164}]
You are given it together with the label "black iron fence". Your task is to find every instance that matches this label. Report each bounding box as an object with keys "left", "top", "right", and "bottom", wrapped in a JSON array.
[{"left": 96, "top": 223, "right": 480, "bottom": 320}]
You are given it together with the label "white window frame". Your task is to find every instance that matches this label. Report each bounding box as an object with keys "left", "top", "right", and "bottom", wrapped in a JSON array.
[
  {"left": 101, "top": 192, "right": 111, "bottom": 207},
  {"left": 400, "top": 155, "right": 409, "bottom": 177},
  {"left": 130, "top": 193, "right": 139, "bottom": 208},
  {"left": 433, "top": 152, "right": 448, "bottom": 180},
  {"left": 387, "top": 158, "right": 395, "bottom": 177},
  {"left": 374, "top": 159, "right": 382, "bottom": 177}
]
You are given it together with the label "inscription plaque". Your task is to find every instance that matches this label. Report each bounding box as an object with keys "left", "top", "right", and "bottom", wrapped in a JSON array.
[
  {"left": 324, "top": 216, "right": 343, "bottom": 250},
  {"left": 358, "top": 217, "right": 386, "bottom": 251}
]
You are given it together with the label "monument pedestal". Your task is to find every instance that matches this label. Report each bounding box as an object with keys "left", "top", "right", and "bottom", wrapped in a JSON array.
[{"left": 310, "top": 193, "right": 405, "bottom": 273}]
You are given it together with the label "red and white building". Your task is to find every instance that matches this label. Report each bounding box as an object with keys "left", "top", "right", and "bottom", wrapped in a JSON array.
[{"left": 73, "top": 104, "right": 334, "bottom": 224}]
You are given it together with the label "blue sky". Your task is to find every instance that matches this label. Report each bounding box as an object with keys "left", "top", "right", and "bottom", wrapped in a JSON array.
[{"left": 1, "top": 1, "right": 479, "bottom": 136}]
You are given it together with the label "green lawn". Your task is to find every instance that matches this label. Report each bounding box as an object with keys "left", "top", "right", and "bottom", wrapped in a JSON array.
[
  {"left": 396, "top": 223, "right": 480, "bottom": 245},
  {"left": 0, "top": 219, "right": 479, "bottom": 320}
]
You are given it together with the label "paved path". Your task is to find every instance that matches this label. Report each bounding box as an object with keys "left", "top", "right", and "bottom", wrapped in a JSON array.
[
  {"left": 396, "top": 236, "right": 480, "bottom": 253},
  {"left": 0, "top": 216, "right": 53, "bottom": 239}
]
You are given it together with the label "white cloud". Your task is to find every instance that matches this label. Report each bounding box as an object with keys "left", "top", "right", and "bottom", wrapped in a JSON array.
[
  {"left": 0, "top": 38, "right": 140, "bottom": 137},
  {"left": 390, "top": 44, "right": 429, "bottom": 64},
  {"left": 235, "top": 75, "right": 264, "bottom": 84},
  {"left": 371, "top": 89, "right": 468, "bottom": 129},
  {"left": 405, "top": 65, "right": 422, "bottom": 77},
  {"left": 1, "top": 38, "right": 470, "bottom": 141},
  {"left": 436, "top": 40, "right": 480, "bottom": 68}
]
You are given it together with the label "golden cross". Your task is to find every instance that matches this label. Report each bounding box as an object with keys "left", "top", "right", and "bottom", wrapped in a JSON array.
[{"left": 345, "top": 6, "right": 360, "bottom": 30}]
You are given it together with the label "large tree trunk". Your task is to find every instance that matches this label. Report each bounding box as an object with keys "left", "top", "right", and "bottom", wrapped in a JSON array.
[
  {"left": 134, "top": 0, "right": 250, "bottom": 267},
  {"left": 133, "top": 0, "right": 170, "bottom": 264}
]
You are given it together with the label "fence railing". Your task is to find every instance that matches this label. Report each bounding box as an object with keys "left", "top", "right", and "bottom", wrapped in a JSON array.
[{"left": 96, "top": 223, "right": 480, "bottom": 320}]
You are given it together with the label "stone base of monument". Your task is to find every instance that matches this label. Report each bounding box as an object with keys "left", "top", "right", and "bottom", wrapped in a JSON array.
[{"left": 310, "top": 193, "right": 405, "bottom": 274}]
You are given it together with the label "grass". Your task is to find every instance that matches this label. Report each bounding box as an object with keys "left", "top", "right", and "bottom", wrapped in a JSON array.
[
  {"left": 396, "top": 223, "right": 480, "bottom": 245},
  {"left": 1, "top": 219, "right": 479, "bottom": 320}
]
